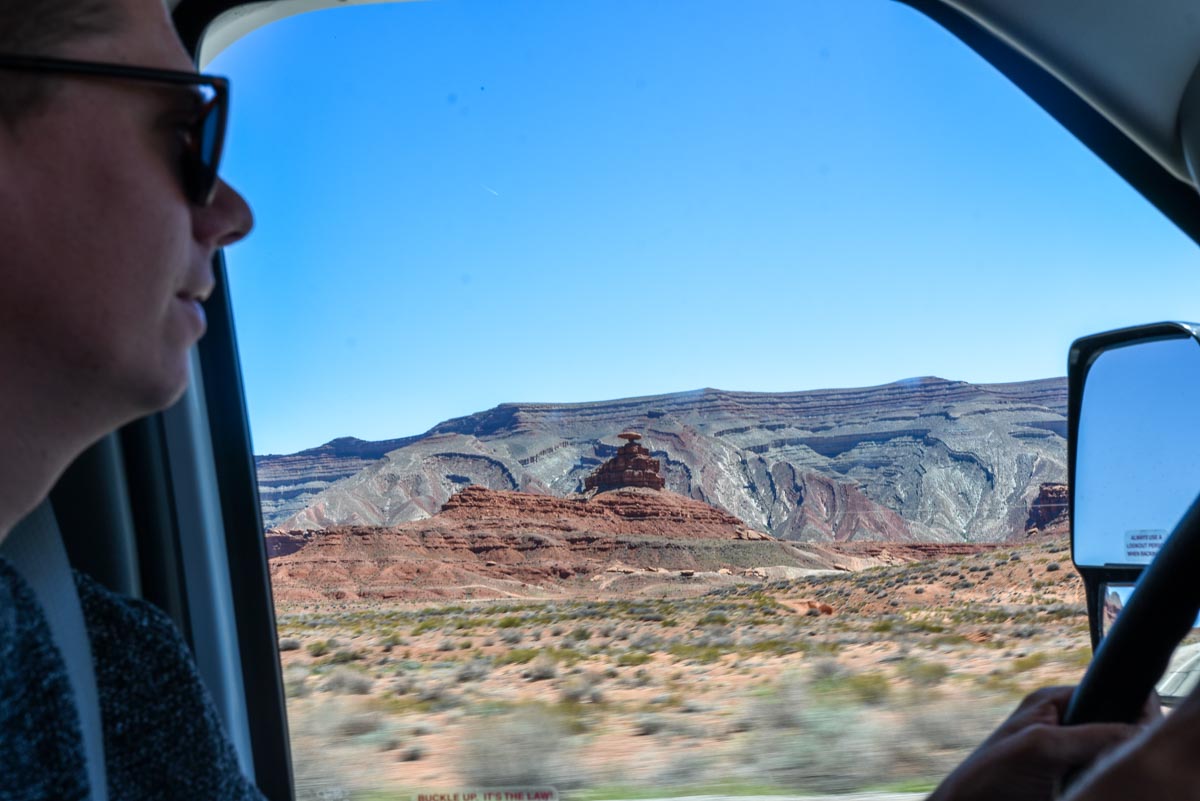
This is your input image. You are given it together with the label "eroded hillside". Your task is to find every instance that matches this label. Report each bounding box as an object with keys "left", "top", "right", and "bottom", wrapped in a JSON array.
[{"left": 258, "top": 377, "right": 1067, "bottom": 542}]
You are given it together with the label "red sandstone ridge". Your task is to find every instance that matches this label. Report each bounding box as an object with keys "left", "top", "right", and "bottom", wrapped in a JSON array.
[
  {"left": 439, "top": 484, "right": 771, "bottom": 540},
  {"left": 264, "top": 489, "right": 793, "bottom": 602},
  {"left": 265, "top": 485, "right": 789, "bottom": 602}
]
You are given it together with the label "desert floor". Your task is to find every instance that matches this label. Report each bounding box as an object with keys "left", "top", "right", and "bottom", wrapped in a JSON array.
[{"left": 275, "top": 536, "right": 1091, "bottom": 801}]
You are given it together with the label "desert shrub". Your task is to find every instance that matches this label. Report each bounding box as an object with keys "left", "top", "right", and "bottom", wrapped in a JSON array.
[
  {"left": 634, "top": 713, "right": 667, "bottom": 736},
  {"left": 497, "top": 649, "right": 539, "bottom": 665},
  {"left": 459, "top": 707, "right": 585, "bottom": 788},
  {"left": 528, "top": 653, "right": 558, "bottom": 681},
  {"left": 698, "top": 611, "right": 729, "bottom": 626},
  {"left": 558, "top": 676, "right": 594, "bottom": 703},
  {"left": 616, "top": 651, "right": 652, "bottom": 667},
  {"left": 329, "top": 649, "right": 363, "bottom": 664},
  {"left": 279, "top": 638, "right": 301, "bottom": 652},
  {"left": 655, "top": 752, "right": 713, "bottom": 786},
  {"left": 497, "top": 616, "right": 523, "bottom": 628},
  {"left": 284, "top": 666, "right": 311, "bottom": 698},
  {"left": 898, "top": 658, "right": 951, "bottom": 688},
  {"left": 336, "top": 712, "right": 383, "bottom": 738},
  {"left": 745, "top": 673, "right": 808, "bottom": 730},
  {"left": 501, "top": 630, "right": 524, "bottom": 645},
  {"left": 742, "top": 703, "right": 888, "bottom": 793},
  {"left": 630, "top": 632, "right": 660, "bottom": 651},
  {"left": 903, "top": 701, "right": 1004, "bottom": 753},
  {"left": 306, "top": 640, "right": 332, "bottom": 658},
  {"left": 379, "top": 632, "right": 409, "bottom": 649},
  {"left": 809, "top": 658, "right": 845, "bottom": 681},
  {"left": 571, "top": 626, "right": 592, "bottom": 641},
  {"left": 322, "top": 668, "right": 373, "bottom": 695},
  {"left": 456, "top": 659, "right": 492, "bottom": 684},
  {"left": 436, "top": 639, "right": 456, "bottom": 652}
]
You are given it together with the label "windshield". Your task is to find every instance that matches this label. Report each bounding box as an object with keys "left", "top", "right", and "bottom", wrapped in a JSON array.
[{"left": 210, "top": 1, "right": 1200, "bottom": 798}]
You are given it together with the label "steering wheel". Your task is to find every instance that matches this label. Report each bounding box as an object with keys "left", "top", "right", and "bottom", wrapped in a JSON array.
[{"left": 1064, "top": 490, "right": 1200, "bottom": 726}]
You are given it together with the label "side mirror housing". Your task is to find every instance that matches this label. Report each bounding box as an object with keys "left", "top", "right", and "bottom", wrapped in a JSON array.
[{"left": 1070, "top": 322, "right": 1200, "bottom": 678}]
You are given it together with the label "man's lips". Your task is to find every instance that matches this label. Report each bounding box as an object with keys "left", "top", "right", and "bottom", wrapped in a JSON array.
[{"left": 177, "top": 282, "right": 214, "bottom": 304}]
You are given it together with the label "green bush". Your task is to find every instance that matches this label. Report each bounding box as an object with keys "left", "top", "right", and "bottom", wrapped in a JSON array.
[
  {"left": 329, "top": 649, "right": 363, "bottom": 664},
  {"left": 844, "top": 672, "right": 891, "bottom": 704},
  {"left": 616, "top": 651, "right": 652, "bottom": 667},
  {"left": 496, "top": 648, "right": 540, "bottom": 665},
  {"left": 898, "top": 658, "right": 950, "bottom": 687}
]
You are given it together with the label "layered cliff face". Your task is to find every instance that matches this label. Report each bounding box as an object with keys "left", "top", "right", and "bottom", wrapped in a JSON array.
[
  {"left": 1025, "top": 482, "right": 1069, "bottom": 537},
  {"left": 255, "top": 436, "right": 418, "bottom": 524},
  {"left": 260, "top": 376, "right": 1068, "bottom": 543}
]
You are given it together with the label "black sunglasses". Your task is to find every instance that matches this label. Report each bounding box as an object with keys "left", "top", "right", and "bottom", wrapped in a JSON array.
[{"left": 0, "top": 54, "right": 229, "bottom": 206}]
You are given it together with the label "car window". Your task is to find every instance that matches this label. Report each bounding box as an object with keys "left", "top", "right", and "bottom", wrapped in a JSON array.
[{"left": 210, "top": 1, "right": 1200, "bottom": 798}]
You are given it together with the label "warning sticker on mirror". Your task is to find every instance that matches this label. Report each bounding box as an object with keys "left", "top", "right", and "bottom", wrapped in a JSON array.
[{"left": 1124, "top": 529, "right": 1167, "bottom": 562}]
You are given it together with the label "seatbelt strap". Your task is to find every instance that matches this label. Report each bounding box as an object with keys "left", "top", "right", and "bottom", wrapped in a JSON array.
[{"left": 4, "top": 503, "right": 109, "bottom": 801}]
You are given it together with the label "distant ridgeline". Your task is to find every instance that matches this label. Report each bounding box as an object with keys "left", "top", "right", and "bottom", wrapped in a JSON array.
[{"left": 255, "top": 377, "right": 1068, "bottom": 543}]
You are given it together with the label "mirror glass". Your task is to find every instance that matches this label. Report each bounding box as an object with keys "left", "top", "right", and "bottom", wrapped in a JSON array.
[
  {"left": 1102, "top": 583, "right": 1200, "bottom": 700},
  {"left": 1074, "top": 336, "right": 1200, "bottom": 567}
]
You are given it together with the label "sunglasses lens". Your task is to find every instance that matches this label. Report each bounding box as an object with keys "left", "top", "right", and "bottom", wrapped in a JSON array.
[
  {"left": 184, "top": 85, "right": 225, "bottom": 205},
  {"left": 200, "top": 100, "right": 220, "bottom": 166}
]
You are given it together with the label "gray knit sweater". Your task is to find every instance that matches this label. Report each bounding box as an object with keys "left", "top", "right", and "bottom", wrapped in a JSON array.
[{"left": 0, "top": 558, "right": 265, "bottom": 800}]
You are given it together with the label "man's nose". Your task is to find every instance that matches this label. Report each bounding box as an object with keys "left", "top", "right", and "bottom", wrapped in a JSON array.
[{"left": 194, "top": 178, "right": 255, "bottom": 248}]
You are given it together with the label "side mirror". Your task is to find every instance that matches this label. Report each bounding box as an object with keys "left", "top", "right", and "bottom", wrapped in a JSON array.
[{"left": 1069, "top": 322, "right": 1200, "bottom": 707}]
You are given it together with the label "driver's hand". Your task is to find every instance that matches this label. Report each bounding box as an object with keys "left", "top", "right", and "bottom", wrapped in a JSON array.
[{"left": 928, "top": 686, "right": 1153, "bottom": 801}]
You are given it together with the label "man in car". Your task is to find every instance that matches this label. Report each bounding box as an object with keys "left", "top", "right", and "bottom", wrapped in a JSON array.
[
  {"left": 0, "top": 1, "right": 1190, "bottom": 800},
  {"left": 0, "top": 0, "right": 259, "bottom": 798}
]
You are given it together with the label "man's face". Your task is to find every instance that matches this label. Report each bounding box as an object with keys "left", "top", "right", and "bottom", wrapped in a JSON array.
[{"left": 0, "top": 0, "right": 254, "bottom": 424}]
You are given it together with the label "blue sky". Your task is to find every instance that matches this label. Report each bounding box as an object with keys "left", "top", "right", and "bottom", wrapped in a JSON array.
[{"left": 210, "top": 0, "right": 1200, "bottom": 455}]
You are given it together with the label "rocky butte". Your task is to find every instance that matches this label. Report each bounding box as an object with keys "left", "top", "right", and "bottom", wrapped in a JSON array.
[
  {"left": 267, "top": 433, "right": 810, "bottom": 602},
  {"left": 584, "top": 432, "right": 666, "bottom": 492},
  {"left": 258, "top": 377, "right": 1068, "bottom": 543}
]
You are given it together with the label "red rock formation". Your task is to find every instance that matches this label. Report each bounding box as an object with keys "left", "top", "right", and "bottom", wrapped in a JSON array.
[
  {"left": 1026, "top": 483, "right": 1069, "bottom": 537},
  {"left": 584, "top": 432, "right": 665, "bottom": 492},
  {"left": 266, "top": 484, "right": 795, "bottom": 601},
  {"left": 811, "top": 541, "right": 1004, "bottom": 566},
  {"left": 439, "top": 484, "right": 760, "bottom": 539}
]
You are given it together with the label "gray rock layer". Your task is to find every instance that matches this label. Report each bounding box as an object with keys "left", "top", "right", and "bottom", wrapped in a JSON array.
[{"left": 257, "top": 376, "right": 1067, "bottom": 543}]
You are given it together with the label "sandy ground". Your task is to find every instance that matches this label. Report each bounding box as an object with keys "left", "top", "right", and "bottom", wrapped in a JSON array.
[{"left": 275, "top": 536, "right": 1089, "bottom": 800}]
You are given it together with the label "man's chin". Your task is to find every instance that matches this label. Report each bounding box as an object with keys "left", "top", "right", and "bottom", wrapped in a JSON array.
[{"left": 122, "top": 355, "right": 195, "bottom": 422}]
